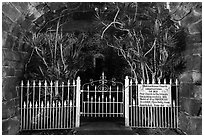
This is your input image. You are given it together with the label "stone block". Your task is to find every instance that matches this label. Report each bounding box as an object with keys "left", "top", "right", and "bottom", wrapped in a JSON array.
[
  {"left": 2, "top": 100, "right": 18, "bottom": 119},
  {"left": 178, "top": 112, "right": 189, "bottom": 133},
  {"left": 2, "top": 119, "right": 9, "bottom": 132},
  {"left": 2, "top": 66, "right": 15, "bottom": 77},
  {"left": 12, "top": 2, "right": 29, "bottom": 14},
  {"left": 20, "top": 18, "right": 33, "bottom": 30},
  {"left": 179, "top": 72, "right": 193, "bottom": 83},
  {"left": 179, "top": 83, "right": 194, "bottom": 98},
  {"left": 12, "top": 25, "right": 24, "bottom": 38},
  {"left": 3, "top": 60, "right": 25, "bottom": 70},
  {"left": 15, "top": 69, "right": 24, "bottom": 78},
  {"left": 180, "top": 97, "right": 201, "bottom": 116},
  {"left": 2, "top": 102, "right": 10, "bottom": 119},
  {"left": 181, "top": 10, "right": 201, "bottom": 27},
  {"left": 191, "top": 71, "right": 202, "bottom": 84},
  {"left": 185, "top": 55, "right": 201, "bottom": 71},
  {"left": 188, "top": 117, "right": 202, "bottom": 135},
  {"left": 12, "top": 38, "right": 20, "bottom": 51},
  {"left": 2, "top": 77, "right": 19, "bottom": 100},
  {"left": 181, "top": 116, "right": 203, "bottom": 135},
  {"left": 2, "top": 13, "right": 14, "bottom": 32},
  {"left": 3, "top": 49, "right": 21, "bottom": 61},
  {"left": 3, "top": 34, "right": 15, "bottom": 49},
  {"left": 2, "top": 3, "right": 22, "bottom": 22},
  {"left": 178, "top": 112, "right": 202, "bottom": 135},
  {"left": 2, "top": 31, "right": 8, "bottom": 47},
  {"left": 192, "top": 85, "right": 202, "bottom": 100},
  {"left": 185, "top": 43, "right": 202, "bottom": 56},
  {"left": 2, "top": 117, "right": 20, "bottom": 135},
  {"left": 188, "top": 20, "right": 202, "bottom": 34},
  {"left": 186, "top": 34, "right": 202, "bottom": 44},
  {"left": 194, "top": 3, "right": 202, "bottom": 14}
]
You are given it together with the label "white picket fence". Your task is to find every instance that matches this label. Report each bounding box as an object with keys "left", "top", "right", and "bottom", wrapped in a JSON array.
[
  {"left": 125, "top": 76, "right": 179, "bottom": 128},
  {"left": 20, "top": 78, "right": 80, "bottom": 130},
  {"left": 19, "top": 73, "right": 179, "bottom": 130}
]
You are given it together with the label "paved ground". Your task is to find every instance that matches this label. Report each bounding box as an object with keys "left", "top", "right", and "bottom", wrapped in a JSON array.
[{"left": 74, "top": 117, "right": 137, "bottom": 135}]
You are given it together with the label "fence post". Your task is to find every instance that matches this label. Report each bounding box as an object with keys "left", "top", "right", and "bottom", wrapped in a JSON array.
[
  {"left": 125, "top": 76, "right": 129, "bottom": 126},
  {"left": 76, "top": 76, "right": 81, "bottom": 127}
]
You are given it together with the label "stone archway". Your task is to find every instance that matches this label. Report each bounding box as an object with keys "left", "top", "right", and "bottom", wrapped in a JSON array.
[{"left": 2, "top": 2, "right": 202, "bottom": 135}]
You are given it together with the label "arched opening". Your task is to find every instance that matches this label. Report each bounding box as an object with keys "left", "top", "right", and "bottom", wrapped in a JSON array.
[{"left": 2, "top": 2, "right": 202, "bottom": 135}]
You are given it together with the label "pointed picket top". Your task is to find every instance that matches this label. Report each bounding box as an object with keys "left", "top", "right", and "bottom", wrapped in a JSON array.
[
  {"left": 147, "top": 78, "right": 149, "bottom": 84},
  {"left": 44, "top": 80, "right": 47, "bottom": 87},
  {"left": 98, "top": 97, "right": 101, "bottom": 102},
  {"left": 109, "top": 86, "right": 112, "bottom": 92},
  {"left": 135, "top": 78, "right": 138, "bottom": 85},
  {"left": 35, "top": 102, "right": 38, "bottom": 108},
  {"left": 87, "top": 85, "right": 90, "bottom": 91},
  {"left": 95, "top": 85, "right": 97, "bottom": 91},
  {"left": 58, "top": 101, "right": 61, "bottom": 107},
  {"left": 41, "top": 101, "right": 44, "bottom": 107},
  {"left": 29, "top": 102, "right": 32, "bottom": 108},
  {"left": 21, "top": 80, "right": 24, "bottom": 87},
  {"left": 164, "top": 78, "right": 166, "bottom": 84},
  {"left": 55, "top": 81, "right": 59, "bottom": 87},
  {"left": 91, "top": 96, "right": 93, "bottom": 101},
  {"left": 39, "top": 80, "right": 41, "bottom": 87},
  {"left": 53, "top": 101, "right": 55, "bottom": 107},
  {"left": 64, "top": 101, "right": 67, "bottom": 106},
  {"left": 23, "top": 102, "right": 26, "bottom": 108},
  {"left": 130, "top": 79, "right": 133, "bottom": 86},
  {"left": 50, "top": 80, "right": 53, "bottom": 87},
  {"left": 133, "top": 99, "right": 135, "bottom": 106},
  {"left": 170, "top": 78, "right": 172, "bottom": 85},
  {"left": 116, "top": 86, "right": 119, "bottom": 91},
  {"left": 27, "top": 80, "right": 30, "bottom": 87},
  {"left": 70, "top": 100, "right": 73, "bottom": 106},
  {"left": 106, "top": 96, "right": 108, "bottom": 102},
  {"left": 158, "top": 78, "right": 161, "bottom": 84},
  {"left": 173, "top": 100, "right": 175, "bottom": 107},
  {"left": 32, "top": 80, "right": 35, "bottom": 86},
  {"left": 141, "top": 79, "right": 144, "bottom": 84},
  {"left": 152, "top": 78, "right": 155, "bottom": 84},
  {"left": 47, "top": 101, "right": 49, "bottom": 107},
  {"left": 73, "top": 79, "right": 75, "bottom": 85},
  {"left": 62, "top": 82, "right": 64, "bottom": 87},
  {"left": 109, "top": 93, "right": 111, "bottom": 99},
  {"left": 113, "top": 97, "right": 115, "bottom": 102},
  {"left": 67, "top": 80, "right": 70, "bottom": 86},
  {"left": 175, "top": 79, "right": 178, "bottom": 86}
]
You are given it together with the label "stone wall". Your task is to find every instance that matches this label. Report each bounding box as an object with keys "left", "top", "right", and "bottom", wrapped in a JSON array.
[
  {"left": 170, "top": 2, "right": 202, "bottom": 135},
  {"left": 2, "top": 2, "right": 74, "bottom": 134},
  {"left": 2, "top": 2, "right": 43, "bottom": 134},
  {"left": 1, "top": 2, "right": 202, "bottom": 135}
]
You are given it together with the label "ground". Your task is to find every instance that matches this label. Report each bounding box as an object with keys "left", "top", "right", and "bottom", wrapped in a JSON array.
[{"left": 19, "top": 117, "right": 182, "bottom": 135}]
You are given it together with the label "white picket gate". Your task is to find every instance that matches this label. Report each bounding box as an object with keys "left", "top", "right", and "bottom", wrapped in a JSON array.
[
  {"left": 19, "top": 73, "right": 179, "bottom": 131},
  {"left": 81, "top": 72, "right": 124, "bottom": 117}
]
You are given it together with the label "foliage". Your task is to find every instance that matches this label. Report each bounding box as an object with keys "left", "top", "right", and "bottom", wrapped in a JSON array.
[
  {"left": 94, "top": 2, "right": 186, "bottom": 80},
  {"left": 23, "top": 2, "right": 187, "bottom": 82},
  {"left": 23, "top": 26, "right": 94, "bottom": 81}
]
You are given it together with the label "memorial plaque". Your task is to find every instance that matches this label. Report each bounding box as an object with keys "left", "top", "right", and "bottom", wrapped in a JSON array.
[{"left": 138, "top": 84, "right": 171, "bottom": 107}]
